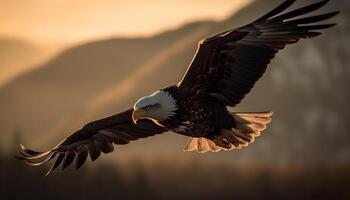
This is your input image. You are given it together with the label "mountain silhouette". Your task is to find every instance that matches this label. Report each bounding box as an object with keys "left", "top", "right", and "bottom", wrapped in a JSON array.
[
  {"left": 0, "top": 38, "right": 48, "bottom": 86},
  {"left": 0, "top": 21, "right": 213, "bottom": 150}
]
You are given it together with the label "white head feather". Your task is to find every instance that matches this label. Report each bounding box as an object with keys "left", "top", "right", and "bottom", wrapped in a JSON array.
[{"left": 133, "top": 90, "right": 177, "bottom": 121}]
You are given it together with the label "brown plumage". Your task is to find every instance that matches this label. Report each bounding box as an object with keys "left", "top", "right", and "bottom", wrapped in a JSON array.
[
  {"left": 17, "top": 109, "right": 165, "bottom": 175},
  {"left": 178, "top": 0, "right": 338, "bottom": 107}
]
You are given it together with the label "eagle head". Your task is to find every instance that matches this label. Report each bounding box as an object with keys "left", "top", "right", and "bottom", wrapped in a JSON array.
[{"left": 132, "top": 90, "right": 177, "bottom": 124}]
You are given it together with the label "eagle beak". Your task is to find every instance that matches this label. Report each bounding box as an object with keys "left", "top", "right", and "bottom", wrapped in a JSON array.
[{"left": 132, "top": 108, "right": 146, "bottom": 124}]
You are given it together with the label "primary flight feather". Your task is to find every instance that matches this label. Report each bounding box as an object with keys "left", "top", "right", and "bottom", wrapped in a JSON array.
[{"left": 17, "top": 0, "right": 338, "bottom": 175}]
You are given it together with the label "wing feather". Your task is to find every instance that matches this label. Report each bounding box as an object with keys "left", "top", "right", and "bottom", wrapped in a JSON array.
[
  {"left": 253, "top": 0, "right": 296, "bottom": 23},
  {"left": 76, "top": 150, "right": 88, "bottom": 170},
  {"left": 45, "top": 153, "right": 65, "bottom": 176},
  {"left": 271, "top": 0, "right": 330, "bottom": 22},
  {"left": 61, "top": 151, "right": 76, "bottom": 170},
  {"left": 177, "top": 0, "right": 338, "bottom": 106},
  {"left": 17, "top": 109, "right": 166, "bottom": 175}
]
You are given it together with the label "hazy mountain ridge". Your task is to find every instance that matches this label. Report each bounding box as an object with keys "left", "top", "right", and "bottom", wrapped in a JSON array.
[
  {"left": 0, "top": 38, "right": 45, "bottom": 86},
  {"left": 0, "top": 21, "right": 212, "bottom": 150},
  {"left": 0, "top": 0, "right": 348, "bottom": 165}
]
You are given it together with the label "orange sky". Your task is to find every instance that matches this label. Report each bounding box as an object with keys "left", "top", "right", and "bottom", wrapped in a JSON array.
[{"left": 0, "top": 0, "right": 252, "bottom": 44}]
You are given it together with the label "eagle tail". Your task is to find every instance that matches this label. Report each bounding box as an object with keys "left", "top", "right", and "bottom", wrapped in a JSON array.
[
  {"left": 183, "top": 137, "right": 222, "bottom": 153},
  {"left": 224, "top": 111, "right": 273, "bottom": 150},
  {"left": 183, "top": 112, "right": 273, "bottom": 153}
]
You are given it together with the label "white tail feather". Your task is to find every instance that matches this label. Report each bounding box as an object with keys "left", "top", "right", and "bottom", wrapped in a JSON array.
[
  {"left": 183, "top": 111, "right": 273, "bottom": 153},
  {"left": 228, "top": 111, "right": 273, "bottom": 150},
  {"left": 183, "top": 138, "right": 199, "bottom": 152},
  {"left": 184, "top": 138, "right": 222, "bottom": 153}
]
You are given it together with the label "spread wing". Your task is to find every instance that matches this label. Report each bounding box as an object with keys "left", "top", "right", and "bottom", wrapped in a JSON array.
[
  {"left": 177, "top": 0, "right": 338, "bottom": 106},
  {"left": 17, "top": 109, "right": 166, "bottom": 175}
]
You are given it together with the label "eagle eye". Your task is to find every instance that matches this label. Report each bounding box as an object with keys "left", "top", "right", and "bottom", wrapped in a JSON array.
[
  {"left": 143, "top": 103, "right": 161, "bottom": 111},
  {"left": 144, "top": 105, "right": 152, "bottom": 110}
]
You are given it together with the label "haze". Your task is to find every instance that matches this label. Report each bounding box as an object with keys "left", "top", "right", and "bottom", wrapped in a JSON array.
[
  {"left": 0, "top": 0, "right": 252, "bottom": 44},
  {"left": 0, "top": 0, "right": 251, "bottom": 87}
]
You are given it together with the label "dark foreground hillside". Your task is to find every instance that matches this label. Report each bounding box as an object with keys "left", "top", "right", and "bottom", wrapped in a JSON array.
[{"left": 1, "top": 153, "right": 349, "bottom": 200}]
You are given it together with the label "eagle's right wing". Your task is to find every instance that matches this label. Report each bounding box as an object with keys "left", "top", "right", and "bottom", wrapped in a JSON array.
[
  {"left": 177, "top": 0, "right": 338, "bottom": 107},
  {"left": 17, "top": 109, "right": 166, "bottom": 175}
]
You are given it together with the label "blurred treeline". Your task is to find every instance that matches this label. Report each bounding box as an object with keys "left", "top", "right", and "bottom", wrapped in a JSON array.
[{"left": 1, "top": 152, "right": 349, "bottom": 200}]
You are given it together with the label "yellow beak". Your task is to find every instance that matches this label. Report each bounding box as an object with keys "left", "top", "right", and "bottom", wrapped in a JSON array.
[{"left": 132, "top": 108, "right": 146, "bottom": 124}]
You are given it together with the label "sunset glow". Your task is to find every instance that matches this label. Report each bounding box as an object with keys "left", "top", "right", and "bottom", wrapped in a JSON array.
[{"left": 0, "top": 0, "right": 252, "bottom": 44}]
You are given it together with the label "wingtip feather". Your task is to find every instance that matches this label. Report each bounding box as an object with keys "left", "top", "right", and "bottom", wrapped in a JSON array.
[
  {"left": 254, "top": 0, "right": 296, "bottom": 23},
  {"left": 272, "top": 0, "right": 333, "bottom": 22}
]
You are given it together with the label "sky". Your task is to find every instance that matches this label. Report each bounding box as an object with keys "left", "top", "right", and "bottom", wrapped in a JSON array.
[
  {"left": 0, "top": 0, "right": 252, "bottom": 44},
  {"left": 0, "top": 0, "right": 252, "bottom": 90}
]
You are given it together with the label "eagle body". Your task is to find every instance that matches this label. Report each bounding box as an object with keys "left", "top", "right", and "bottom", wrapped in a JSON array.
[
  {"left": 159, "top": 86, "right": 231, "bottom": 138},
  {"left": 17, "top": 0, "right": 339, "bottom": 175}
]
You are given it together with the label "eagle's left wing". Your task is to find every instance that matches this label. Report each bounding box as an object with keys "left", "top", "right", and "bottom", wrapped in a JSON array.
[
  {"left": 177, "top": 0, "right": 338, "bottom": 106},
  {"left": 17, "top": 109, "right": 166, "bottom": 175}
]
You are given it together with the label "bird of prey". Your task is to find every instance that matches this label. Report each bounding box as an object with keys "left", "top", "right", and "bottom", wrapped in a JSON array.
[{"left": 17, "top": 0, "right": 338, "bottom": 175}]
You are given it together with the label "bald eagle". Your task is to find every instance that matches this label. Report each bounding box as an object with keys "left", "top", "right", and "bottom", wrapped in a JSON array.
[{"left": 17, "top": 0, "right": 338, "bottom": 175}]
